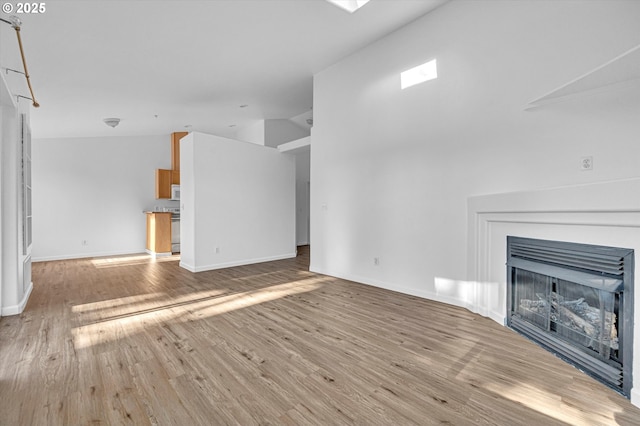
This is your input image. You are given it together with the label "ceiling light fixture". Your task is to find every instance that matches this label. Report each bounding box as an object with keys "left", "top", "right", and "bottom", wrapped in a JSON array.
[{"left": 103, "top": 118, "right": 120, "bottom": 128}]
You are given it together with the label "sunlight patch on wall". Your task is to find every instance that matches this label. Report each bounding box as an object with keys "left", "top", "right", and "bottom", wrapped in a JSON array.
[
  {"left": 434, "top": 276, "right": 475, "bottom": 304},
  {"left": 401, "top": 59, "right": 437, "bottom": 89}
]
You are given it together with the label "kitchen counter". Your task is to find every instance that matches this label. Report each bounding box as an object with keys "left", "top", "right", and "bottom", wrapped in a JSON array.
[
  {"left": 143, "top": 210, "right": 177, "bottom": 214},
  {"left": 144, "top": 209, "right": 180, "bottom": 218}
]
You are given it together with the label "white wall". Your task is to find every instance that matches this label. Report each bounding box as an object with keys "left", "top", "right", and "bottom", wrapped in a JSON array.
[
  {"left": 311, "top": 0, "right": 640, "bottom": 296},
  {"left": 31, "top": 135, "right": 174, "bottom": 260},
  {"left": 235, "top": 120, "right": 266, "bottom": 145},
  {"left": 278, "top": 137, "right": 311, "bottom": 246},
  {"left": 295, "top": 148, "right": 310, "bottom": 245},
  {"left": 264, "top": 119, "right": 310, "bottom": 148},
  {"left": 180, "top": 132, "right": 296, "bottom": 272},
  {"left": 235, "top": 119, "right": 311, "bottom": 148}
]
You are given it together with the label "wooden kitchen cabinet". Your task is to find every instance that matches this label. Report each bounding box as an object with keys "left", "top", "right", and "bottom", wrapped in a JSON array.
[
  {"left": 171, "top": 132, "right": 188, "bottom": 171},
  {"left": 146, "top": 212, "right": 172, "bottom": 255},
  {"left": 155, "top": 169, "right": 173, "bottom": 199},
  {"left": 155, "top": 132, "right": 186, "bottom": 199}
]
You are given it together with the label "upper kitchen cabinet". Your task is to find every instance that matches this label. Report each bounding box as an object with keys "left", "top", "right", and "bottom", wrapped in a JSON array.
[
  {"left": 171, "top": 132, "right": 188, "bottom": 171},
  {"left": 155, "top": 132, "right": 188, "bottom": 199},
  {"left": 155, "top": 169, "right": 174, "bottom": 199}
]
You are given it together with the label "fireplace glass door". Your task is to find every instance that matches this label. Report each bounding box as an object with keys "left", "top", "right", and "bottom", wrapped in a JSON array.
[
  {"left": 512, "top": 269, "right": 619, "bottom": 364},
  {"left": 507, "top": 236, "right": 633, "bottom": 397}
]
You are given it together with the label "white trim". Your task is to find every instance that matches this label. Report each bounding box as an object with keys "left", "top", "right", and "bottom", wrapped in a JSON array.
[
  {"left": 525, "top": 44, "right": 640, "bottom": 110},
  {"left": 179, "top": 261, "right": 197, "bottom": 272},
  {"left": 1, "top": 280, "right": 32, "bottom": 316},
  {"left": 182, "top": 252, "right": 296, "bottom": 273},
  {"left": 278, "top": 136, "right": 310, "bottom": 153},
  {"left": 145, "top": 249, "right": 171, "bottom": 258},
  {"left": 308, "top": 266, "right": 477, "bottom": 312},
  {"left": 32, "top": 250, "right": 148, "bottom": 262}
]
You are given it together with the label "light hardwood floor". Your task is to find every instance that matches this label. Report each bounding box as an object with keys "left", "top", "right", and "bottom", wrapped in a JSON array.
[{"left": 1, "top": 247, "right": 640, "bottom": 425}]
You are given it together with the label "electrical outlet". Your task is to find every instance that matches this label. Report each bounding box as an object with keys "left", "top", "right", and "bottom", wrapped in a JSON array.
[
  {"left": 374, "top": 257, "right": 380, "bottom": 266},
  {"left": 580, "top": 156, "right": 593, "bottom": 171}
]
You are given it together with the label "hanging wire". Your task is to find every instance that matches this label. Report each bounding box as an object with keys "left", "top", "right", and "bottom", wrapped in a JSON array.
[{"left": 1, "top": 16, "right": 40, "bottom": 107}]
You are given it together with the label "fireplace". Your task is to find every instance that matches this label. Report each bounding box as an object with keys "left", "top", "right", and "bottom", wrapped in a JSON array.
[{"left": 506, "top": 236, "right": 634, "bottom": 397}]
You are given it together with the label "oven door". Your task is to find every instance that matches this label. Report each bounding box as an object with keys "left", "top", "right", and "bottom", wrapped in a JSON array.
[{"left": 171, "top": 216, "right": 180, "bottom": 253}]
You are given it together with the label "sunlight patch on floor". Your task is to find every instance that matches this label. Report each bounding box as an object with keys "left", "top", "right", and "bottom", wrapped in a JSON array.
[
  {"left": 73, "top": 287, "right": 233, "bottom": 326},
  {"left": 90, "top": 253, "right": 179, "bottom": 268},
  {"left": 481, "top": 380, "right": 621, "bottom": 425},
  {"left": 191, "top": 278, "right": 326, "bottom": 319},
  {"left": 71, "top": 292, "right": 166, "bottom": 314},
  {"left": 71, "top": 276, "right": 329, "bottom": 350}
]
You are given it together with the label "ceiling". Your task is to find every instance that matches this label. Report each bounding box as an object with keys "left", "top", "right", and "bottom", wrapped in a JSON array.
[{"left": 0, "top": 0, "right": 447, "bottom": 140}]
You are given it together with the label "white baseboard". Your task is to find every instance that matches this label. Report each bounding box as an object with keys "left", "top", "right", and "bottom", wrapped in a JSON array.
[
  {"left": 489, "top": 310, "right": 506, "bottom": 326},
  {"left": 184, "top": 252, "right": 297, "bottom": 273},
  {"left": 179, "top": 261, "right": 196, "bottom": 272},
  {"left": 32, "top": 249, "right": 147, "bottom": 262},
  {"left": 145, "top": 249, "right": 171, "bottom": 257},
  {"left": 308, "top": 267, "right": 511, "bottom": 328},
  {"left": 2, "top": 280, "right": 33, "bottom": 316},
  {"left": 309, "top": 267, "right": 481, "bottom": 314}
]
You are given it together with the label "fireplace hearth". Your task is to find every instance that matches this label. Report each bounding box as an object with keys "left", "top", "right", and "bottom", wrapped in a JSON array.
[{"left": 507, "top": 236, "right": 634, "bottom": 397}]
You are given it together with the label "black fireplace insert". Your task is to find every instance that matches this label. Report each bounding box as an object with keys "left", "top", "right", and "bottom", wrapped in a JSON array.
[{"left": 506, "top": 236, "right": 634, "bottom": 397}]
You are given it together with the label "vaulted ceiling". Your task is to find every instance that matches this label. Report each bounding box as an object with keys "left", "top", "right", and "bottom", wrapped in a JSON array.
[{"left": 0, "top": 0, "right": 447, "bottom": 139}]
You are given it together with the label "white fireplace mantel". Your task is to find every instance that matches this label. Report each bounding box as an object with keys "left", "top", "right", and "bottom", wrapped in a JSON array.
[{"left": 467, "top": 177, "right": 640, "bottom": 407}]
